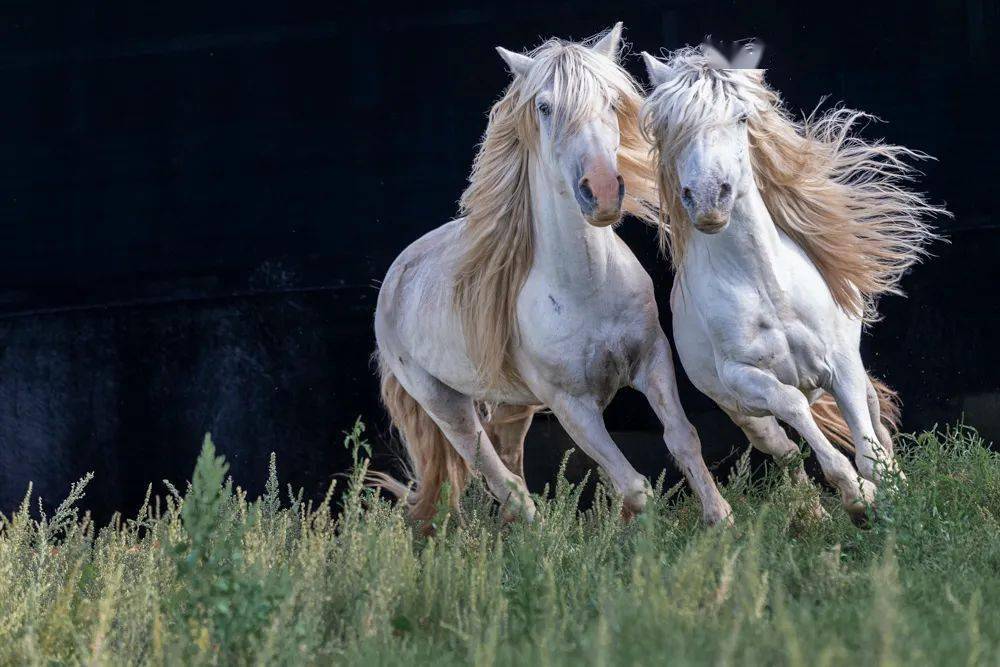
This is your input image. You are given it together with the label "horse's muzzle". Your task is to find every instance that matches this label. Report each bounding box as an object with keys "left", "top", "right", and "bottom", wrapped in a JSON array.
[{"left": 576, "top": 170, "right": 625, "bottom": 226}]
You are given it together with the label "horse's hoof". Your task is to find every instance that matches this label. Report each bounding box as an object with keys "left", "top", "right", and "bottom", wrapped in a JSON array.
[
  {"left": 806, "top": 501, "right": 831, "bottom": 522},
  {"left": 501, "top": 496, "right": 536, "bottom": 525},
  {"left": 704, "top": 501, "right": 735, "bottom": 528},
  {"left": 844, "top": 478, "right": 877, "bottom": 527},
  {"left": 848, "top": 504, "right": 876, "bottom": 529},
  {"left": 623, "top": 484, "right": 653, "bottom": 517},
  {"left": 882, "top": 467, "right": 907, "bottom": 487}
]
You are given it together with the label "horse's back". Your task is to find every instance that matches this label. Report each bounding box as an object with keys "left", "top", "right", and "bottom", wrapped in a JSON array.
[
  {"left": 375, "top": 219, "right": 496, "bottom": 399},
  {"left": 376, "top": 219, "right": 462, "bottom": 330}
]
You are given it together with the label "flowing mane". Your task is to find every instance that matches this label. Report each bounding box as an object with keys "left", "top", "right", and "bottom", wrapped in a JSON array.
[
  {"left": 454, "top": 32, "right": 658, "bottom": 390},
  {"left": 642, "top": 46, "right": 948, "bottom": 319}
]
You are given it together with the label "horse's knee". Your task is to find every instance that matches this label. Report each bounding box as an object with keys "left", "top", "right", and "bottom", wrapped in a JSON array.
[{"left": 663, "top": 420, "right": 701, "bottom": 456}]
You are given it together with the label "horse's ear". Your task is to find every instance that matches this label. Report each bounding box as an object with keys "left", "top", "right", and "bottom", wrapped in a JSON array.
[
  {"left": 731, "top": 40, "right": 765, "bottom": 69},
  {"left": 496, "top": 47, "right": 534, "bottom": 78},
  {"left": 591, "top": 21, "right": 623, "bottom": 60},
  {"left": 642, "top": 52, "right": 672, "bottom": 88},
  {"left": 701, "top": 44, "right": 731, "bottom": 69}
]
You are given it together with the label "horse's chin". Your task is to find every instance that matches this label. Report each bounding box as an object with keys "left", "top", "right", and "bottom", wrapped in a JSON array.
[
  {"left": 586, "top": 212, "right": 621, "bottom": 228},
  {"left": 693, "top": 221, "right": 729, "bottom": 234}
]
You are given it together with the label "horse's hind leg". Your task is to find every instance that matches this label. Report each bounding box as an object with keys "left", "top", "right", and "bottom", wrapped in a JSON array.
[
  {"left": 866, "top": 379, "right": 896, "bottom": 459},
  {"left": 724, "top": 410, "right": 829, "bottom": 520},
  {"left": 832, "top": 366, "right": 902, "bottom": 484},
  {"left": 396, "top": 365, "right": 536, "bottom": 522},
  {"left": 483, "top": 404, "right": 539, "bottom": 481}
]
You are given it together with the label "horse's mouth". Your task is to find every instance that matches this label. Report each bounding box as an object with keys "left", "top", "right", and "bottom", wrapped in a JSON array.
[
  {"left": 694, "top": 220, "right": 728, "bottom": 234},
  {"left": 693, "top": 211, "right": 730, "bottom": 234},
  {"left": 587, "top": 212, "right": 622, "bottom": 227}
]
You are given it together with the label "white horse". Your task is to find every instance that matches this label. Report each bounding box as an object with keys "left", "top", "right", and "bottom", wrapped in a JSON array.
[
  {"left": 641, "top": 47, "right": 946, "bottom": 522},
  {"left": 371, "top": 25, "right": 733, "bottom": 527}
]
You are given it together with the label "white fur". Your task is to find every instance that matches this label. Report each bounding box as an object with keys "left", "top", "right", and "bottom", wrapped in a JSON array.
[
  {"left": 664, "top": 106, "right": 899, "bottom": 520},
  {"left": 375, "top": 32, "right": 732, "bottom": 525}
]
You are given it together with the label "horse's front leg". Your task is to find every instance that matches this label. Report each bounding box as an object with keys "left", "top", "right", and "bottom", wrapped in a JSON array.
[
  {"left": 721, "top": 363, "right": 875, "bottom": 524},
  {"left": 831, "top": 364, "right": 903, "bottom": 485},
  {"left": 546, "top": 393, "right": 652, "bottom": 516},
  {"left": 633, "top": 337, "right": 733, "bottom": 526}
]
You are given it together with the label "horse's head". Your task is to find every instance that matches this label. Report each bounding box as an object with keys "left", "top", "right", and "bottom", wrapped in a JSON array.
[
  {"left": 496, "top": 23, "right": 638, "bottom": 227},
  {"left": 641, "top": 45, "right": 765, "bottom": 235}
]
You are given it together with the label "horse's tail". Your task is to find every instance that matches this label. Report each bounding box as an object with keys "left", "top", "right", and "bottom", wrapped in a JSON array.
[
  {"left": 810, "top": 376, "right": 901, "bottom": 451},
  {"left": 366, "top": 353, "right": 469, "bottom": 521}
]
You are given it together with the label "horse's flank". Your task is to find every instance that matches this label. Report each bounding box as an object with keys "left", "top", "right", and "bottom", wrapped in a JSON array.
[
  {"left": 642, "top": 47, "right": 949, "bottom": 320},
  {"left": 453, "top": 32, "right": 659, "bottom": 392}
]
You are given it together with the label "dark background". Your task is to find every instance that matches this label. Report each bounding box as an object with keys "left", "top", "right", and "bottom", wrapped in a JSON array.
[{"left": 1, "top": 1, "right": 997, "bottom": 520}]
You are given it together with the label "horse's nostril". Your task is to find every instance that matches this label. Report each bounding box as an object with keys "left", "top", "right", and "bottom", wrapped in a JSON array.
[
  {"left": 579, "top": 178, "right": 595, "bottom": 203},
  {"left": 682, "top": 187, "right": 693, "bottom": 203},
  {"left": 616, "top": 175, "right": 625, "bottom": 202},
  {"left": 718, "top": 182, "right": 732, "bottom": 201}
]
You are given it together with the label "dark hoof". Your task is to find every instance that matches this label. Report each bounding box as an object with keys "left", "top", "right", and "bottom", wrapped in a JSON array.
[{"left": 848, "top": 505, "right": 876, "bottom": 529}]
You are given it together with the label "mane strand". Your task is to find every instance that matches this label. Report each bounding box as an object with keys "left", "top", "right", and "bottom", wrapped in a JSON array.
[{"left": 642, "top": 46, "right": 949, "bottom": 320}]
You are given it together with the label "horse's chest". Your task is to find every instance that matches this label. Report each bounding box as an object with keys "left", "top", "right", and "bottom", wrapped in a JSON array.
[
  {"left": 740, "top": 320, "right": 826, "bottom": 384},
  {"left": 700, "top": 287, "right": 829, "bottom": 389},
  {"left": 525, "top": 299, "right": 644, "bottom": 401}
]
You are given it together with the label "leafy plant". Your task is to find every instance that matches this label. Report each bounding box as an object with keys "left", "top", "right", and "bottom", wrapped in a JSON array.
[{"left": 0, "top": 423, "right": 996, "bottom": 665}]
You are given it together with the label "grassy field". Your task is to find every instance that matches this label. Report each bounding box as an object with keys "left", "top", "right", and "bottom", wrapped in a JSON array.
[{"left": 1, "top": 422, "right": 998, "bottom": 666}]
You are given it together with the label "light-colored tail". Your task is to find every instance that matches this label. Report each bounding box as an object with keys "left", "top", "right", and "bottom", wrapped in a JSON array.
[
  {"left": 810, "top": 376, "right": 901, "bottom": 451},
  {"left": 366, "top": 354, "right": 470, "bottom": 521}
]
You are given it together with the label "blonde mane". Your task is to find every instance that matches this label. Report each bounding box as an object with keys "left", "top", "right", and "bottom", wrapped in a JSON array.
[
  {"left": 642, "top": 46, "right": 948, "bottom": 319},
  {"left": 454, "top": 33, "right": 659, "bottom": 390}
]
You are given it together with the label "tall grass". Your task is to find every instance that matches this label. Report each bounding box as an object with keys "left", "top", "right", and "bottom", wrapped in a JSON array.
[{"left": 1, "top": 422, "right": 998, "bottom": 665}]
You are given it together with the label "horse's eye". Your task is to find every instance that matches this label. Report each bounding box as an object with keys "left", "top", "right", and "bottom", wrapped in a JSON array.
[
  {"left": 538, "top": 102, "right": 552, "bottom": 117},
  {"left": 738, "top": 112, "right": 749, "bottom": 124}
]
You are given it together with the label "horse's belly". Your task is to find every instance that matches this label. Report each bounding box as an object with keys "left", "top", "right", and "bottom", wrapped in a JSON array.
[
  {"left": 519, "top": 299, "right": 645, "bottom": 405},
  {"left": 404, "top": 318, "right": 538, "bottom": 404}
]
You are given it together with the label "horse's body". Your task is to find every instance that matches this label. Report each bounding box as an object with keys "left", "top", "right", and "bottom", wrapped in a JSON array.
[
  {"left": 670, "top": 216, "right": 843, "bottom": 415},
  {"left": 642, "top": 47, "right": 945, "bottom": 521},
  {"left": 373, "top": 27, "right": 732, "bottom": 526},
  {"left": 667, "top": 188, "right": 887, "bottom": 518}
]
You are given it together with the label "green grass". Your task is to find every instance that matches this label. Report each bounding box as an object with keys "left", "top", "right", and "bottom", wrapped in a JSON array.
[{"left": 1, "top": 422, "right": 998, "bottom": 666}]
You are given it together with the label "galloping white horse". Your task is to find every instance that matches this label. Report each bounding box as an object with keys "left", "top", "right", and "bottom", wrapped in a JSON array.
[
  {"left": 371, "top": 26, "right": 733, "bottom": 527},
  {"left": 641, "top": 46, "right": 946, "bottom": 522}
]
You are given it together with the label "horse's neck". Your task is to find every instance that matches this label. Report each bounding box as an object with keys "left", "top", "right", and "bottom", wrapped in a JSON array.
[
  {"left": 529, "top": 157, "right": 618, "bottom": 291},
  {"left": 693, "top": 189, "right": 788, "bottom": 296}
]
